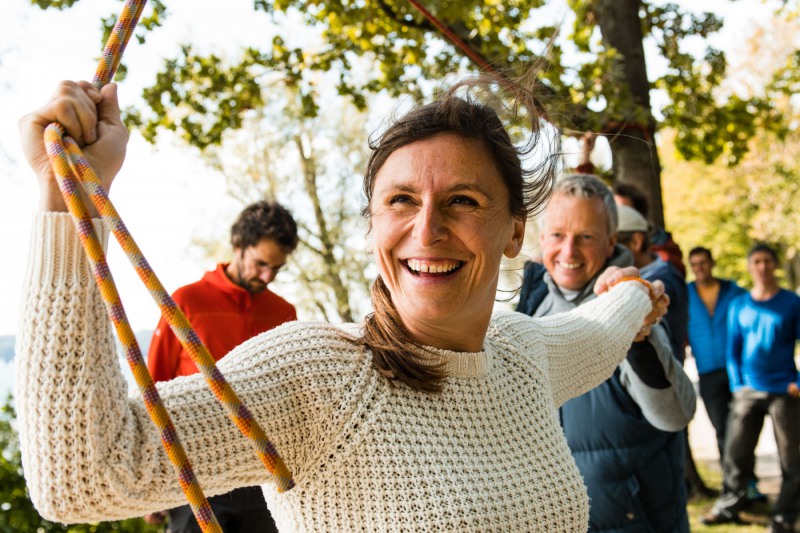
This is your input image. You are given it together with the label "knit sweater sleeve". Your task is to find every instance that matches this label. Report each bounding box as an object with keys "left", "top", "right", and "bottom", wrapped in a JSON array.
[
  {"left": 15, "top": 213, "right": 365, "bottom": 524},
  {"left": 500, "top": 281, "right": 652, "bottom": 407}
]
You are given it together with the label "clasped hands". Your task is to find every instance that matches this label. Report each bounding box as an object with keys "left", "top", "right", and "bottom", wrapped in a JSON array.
[{"left": 595, "top": 266, "right": 670, "bottom": 343}]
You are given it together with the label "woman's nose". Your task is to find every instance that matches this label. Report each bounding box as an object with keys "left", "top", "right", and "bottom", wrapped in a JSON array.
[{"left": 413, "top": 204, "right": 447, "bottom": 246}]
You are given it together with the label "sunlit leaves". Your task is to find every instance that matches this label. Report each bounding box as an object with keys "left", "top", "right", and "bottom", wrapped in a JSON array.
[
  {"left": 661, "top": 12, "right": 800, "bottom": 289},
  {"left": 662, "top": 123, "right": 800, "bottom": 289},
  {"left": 35, "top": 0, "right": 800, "bottom": 169},
  {"left": 29, "top": 0, "right": 81, "bottom": 9},
  {"left": 129, "top": 46, "right": 268, "bottom": 148}
]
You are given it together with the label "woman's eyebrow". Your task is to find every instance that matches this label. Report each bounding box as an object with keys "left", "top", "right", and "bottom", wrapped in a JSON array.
[{"left": 447, "top": 183, "right": 492, "bottom": 197}]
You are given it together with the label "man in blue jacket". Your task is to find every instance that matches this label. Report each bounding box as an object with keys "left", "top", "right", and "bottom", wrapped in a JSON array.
[
  {"left": 703, "top": 244, "right": 800, "bottom": 532},
  {"left": 686, "top": 247, "right": 745, "bottom": 464},
  {"left": 517, "top": 174, "right": 696, "bottom": 532}
]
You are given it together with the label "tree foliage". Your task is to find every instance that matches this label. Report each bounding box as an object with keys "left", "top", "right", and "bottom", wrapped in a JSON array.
[
  {"left": 30, "top": 0, "right": 800, "bottom": 228},
  {"left": 661, "top": 12, "right": 800, "bottom": 290},
  {"left": 662, "top": 126, "right": 800, "bottom": 290},
  {"left": 0, "top": 395, "right": 160, "bottom": 532},
  {"left": 29, "top": 0, "right": 796, "bottom": 228}
]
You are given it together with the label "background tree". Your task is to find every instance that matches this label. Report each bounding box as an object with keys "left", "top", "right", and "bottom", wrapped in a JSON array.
[
  {"left": 189, "top": 82, "right": 375, "bottom": 322},
  {"left": 662, "top": 12, "right": 800, "bottom": 290},
  {"left": 29, "top": 0, "right": 791, "bottom": 229},
  {"left": 28, "top": 0, "right": 799, "bottom": 284}
]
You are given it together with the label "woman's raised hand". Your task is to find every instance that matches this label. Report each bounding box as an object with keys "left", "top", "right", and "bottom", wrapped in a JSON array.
[
  {"left": 593, "top": 266, "right": 638, "bottom": 296},
  {"left": 19, "top": 81, "right": 129, "bottom": 212}
]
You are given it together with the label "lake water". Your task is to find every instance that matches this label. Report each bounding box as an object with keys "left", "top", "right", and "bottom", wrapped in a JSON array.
[{"left": 0, "top": 359, "right": 13, "bottom": 400}]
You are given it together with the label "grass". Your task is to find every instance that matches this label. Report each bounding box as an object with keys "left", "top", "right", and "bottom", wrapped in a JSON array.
[{"left": 688, "top": 460, "right": 773, "bottom": 532}]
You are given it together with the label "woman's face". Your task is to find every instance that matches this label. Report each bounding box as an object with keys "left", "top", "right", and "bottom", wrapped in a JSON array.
[{"left": 370, "top": 133, "right": 525, "bottom": 351}]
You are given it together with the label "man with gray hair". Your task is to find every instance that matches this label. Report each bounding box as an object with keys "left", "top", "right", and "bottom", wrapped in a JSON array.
[{"left": 517, "top": 174, "right": 696, "bottom": 532}]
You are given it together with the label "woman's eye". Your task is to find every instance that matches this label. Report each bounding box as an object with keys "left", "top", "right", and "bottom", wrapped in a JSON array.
[
  {"left": 389, "top": 194, "right": 413, "bottom": 205},
  {"left": 450, "top": 195, "right": 479, "bottom": 206}
]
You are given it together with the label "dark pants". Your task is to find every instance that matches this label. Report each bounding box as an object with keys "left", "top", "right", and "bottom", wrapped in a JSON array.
[
  {"left": 698, "top": 369, "right": 733, "bottom": 464},
  {"left": 713, "top": 389, "right": 800, "bottom": 522},
  {"left": 168, "top": 486, "right": 278, "bottom": 533}
]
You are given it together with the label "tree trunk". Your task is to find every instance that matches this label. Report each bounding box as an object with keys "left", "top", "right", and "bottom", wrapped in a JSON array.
[
  {"left": 593, "top": 0, "right": 665, "bottom": 228},
  {"left": 296, "top": 136, "right": 354, "bottom": 323}
]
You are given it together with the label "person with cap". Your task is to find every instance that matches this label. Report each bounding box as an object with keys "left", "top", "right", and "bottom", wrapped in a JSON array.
[
  {"left": 616, "top": 204, "right": 688, "bottom": 364},
  {"left": 517, "top": 174, "right": 696, "bottom": 532},
  {"left": 613, "top": 182, "right": 687, "bottom": 279},
  {"left": 615, "top": 199, "right": 739, "bottom": 502}
]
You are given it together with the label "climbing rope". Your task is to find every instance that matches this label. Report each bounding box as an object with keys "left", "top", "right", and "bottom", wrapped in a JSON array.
[{"left": 43, "top": 1, "right": 294, "bottom": 531}]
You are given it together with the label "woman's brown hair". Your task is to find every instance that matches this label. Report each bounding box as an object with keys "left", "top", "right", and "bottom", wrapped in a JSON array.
[{"left": 355, "top": 77, "right": 558, "bottom": 393}]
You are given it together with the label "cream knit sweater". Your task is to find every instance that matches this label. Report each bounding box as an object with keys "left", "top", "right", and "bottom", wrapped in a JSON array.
[{"left": 16, "top": 213, "right": 651, "bottom": 532}]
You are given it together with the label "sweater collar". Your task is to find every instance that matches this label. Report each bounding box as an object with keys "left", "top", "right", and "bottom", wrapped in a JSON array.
[{"left": 412, "top": 342, "right": 494, "bottom": 379}]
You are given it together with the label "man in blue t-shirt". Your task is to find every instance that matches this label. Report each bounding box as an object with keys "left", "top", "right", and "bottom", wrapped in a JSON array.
[
  {"left": 703, "top": 244, "right": 800, "bottom": 533},
  {"left": 687, "top": 247, "right": 745, "bottom": 463}
]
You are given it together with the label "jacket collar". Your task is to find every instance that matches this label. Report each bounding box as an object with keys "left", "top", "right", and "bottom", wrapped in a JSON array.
[{"left": 202, "top": 263, "right": 252, "bottom": 297}]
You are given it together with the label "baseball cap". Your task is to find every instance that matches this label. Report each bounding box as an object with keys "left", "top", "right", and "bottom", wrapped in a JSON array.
[{"left": 616, "top": 204, "right": 649, "bottom": 233}]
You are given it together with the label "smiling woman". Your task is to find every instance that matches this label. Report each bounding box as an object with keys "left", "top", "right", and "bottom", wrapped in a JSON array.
[{"left": 16, "top": 76, "right": 667, "bottom": 532}]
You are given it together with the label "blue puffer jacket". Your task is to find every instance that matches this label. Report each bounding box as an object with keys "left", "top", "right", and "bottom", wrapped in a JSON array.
[{"left": 560, "top": 374, "right": 688, "bottom": 532}]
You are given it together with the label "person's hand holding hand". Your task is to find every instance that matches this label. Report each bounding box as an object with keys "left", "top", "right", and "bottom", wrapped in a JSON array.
[
  {"left": 788, "top": 383, "right": 800, "bottom": 398},
  {"left": 594, "top": 266, "right": 670, "bottom": 342},
  {"left": 635, "top": 280, "right": 668, "bottom": 342},
  {"left": 18, "top": 80, "right": 129, "bottom": 212}
]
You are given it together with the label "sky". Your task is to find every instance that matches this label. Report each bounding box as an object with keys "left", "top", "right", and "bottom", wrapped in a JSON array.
[
  {"left": 0, "top": 0, "right": 783, "bottom": 340},
  {"left": 0, "top": 0, "right": 297, "bottom": 337}
]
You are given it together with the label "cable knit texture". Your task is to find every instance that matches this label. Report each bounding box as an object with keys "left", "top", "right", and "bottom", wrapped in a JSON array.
[{"left": 16, "top": 213, "right": 651, "bottom": 532}]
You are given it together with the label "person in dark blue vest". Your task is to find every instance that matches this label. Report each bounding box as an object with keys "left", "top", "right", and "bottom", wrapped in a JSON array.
[{"left": 517, "top": 174, "right": 696, "bottom": 532}]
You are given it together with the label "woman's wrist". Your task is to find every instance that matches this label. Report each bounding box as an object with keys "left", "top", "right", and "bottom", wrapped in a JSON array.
[{"left": 39, "top": 184, "right": 69, "bottom": 212}]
